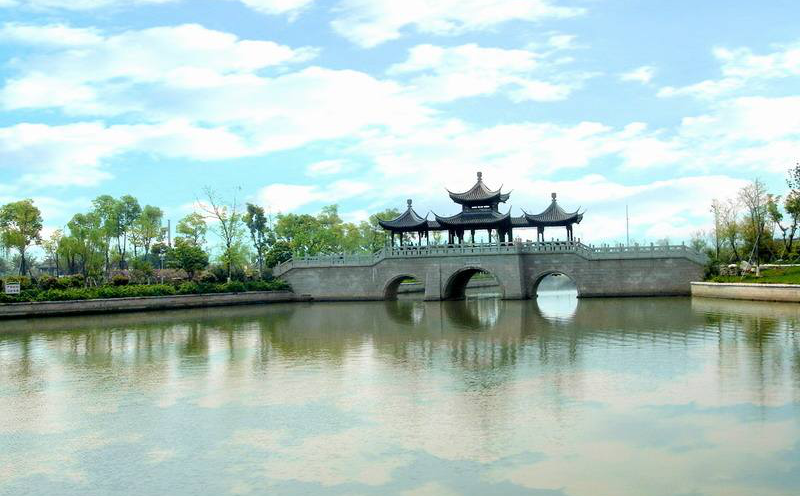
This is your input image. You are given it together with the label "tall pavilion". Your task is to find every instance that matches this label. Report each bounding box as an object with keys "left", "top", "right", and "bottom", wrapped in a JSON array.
[{"left": 378, "top": 172, "right": 583, "bottom": 246}]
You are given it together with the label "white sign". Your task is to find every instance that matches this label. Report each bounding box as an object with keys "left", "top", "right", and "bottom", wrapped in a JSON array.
[{"left": 4, "top": 282, "right": 20, "bottom": 295}]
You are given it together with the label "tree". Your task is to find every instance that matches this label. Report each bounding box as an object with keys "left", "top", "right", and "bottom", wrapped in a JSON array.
[
  {"left": 41, "top": 229, "right": 63, "bottom": 276},
  {"left": 66, "top": 212, "right": 106, "bottom": 284},
  {"left": 115, "top": 195, "right": 142, "bottom": 268},
  {"left": 176, "top": 212, "right": 207, "bottom": 245},
  {"left": 720, "top": 198, "right": 741, "bottom": 262},
  {"left": 171, "top": 240, "right": 209, "bottom": 279},
  {"left": 0, "top": 199, "right": 43, "bottom": 275},
  {"left": 738, "top": 179, "right": 771, "bottom": 264},
  {"left": 132, "top": 205, "right": 163, "bottom": 256},
  {"left": 769, "top": 163, "right": 800, "bottom": 259},
  {"left": 243, "top": 203, "right": 274, "bottom": 278},
  {"left": 709, "top": 199, "right": 724, "bottom": 260},
  {"left": 265, "top": 240, "right": 292, "bottom": 268},
  {"left": 200, "top": 187, "right": 244, "bottom": 282}
]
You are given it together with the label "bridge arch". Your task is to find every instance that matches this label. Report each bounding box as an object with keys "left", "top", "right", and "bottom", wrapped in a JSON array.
[
  {"left": 384, "top": 274, "right": 424, "bottom": 300},
  {"left": 530, "top": 270, "right": 580, "bottom": 298},
  {"left": 443, "top": 267, "right": 505, "bottom": 300}
]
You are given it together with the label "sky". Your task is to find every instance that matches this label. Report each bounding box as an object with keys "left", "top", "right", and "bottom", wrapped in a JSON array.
[{"left": 1, "top": 0, "right": 799, "bottom": 245}]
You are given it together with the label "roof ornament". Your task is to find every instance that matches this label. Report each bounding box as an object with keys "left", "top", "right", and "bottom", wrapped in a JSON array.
[
  {"left": 551, "top": 192, "right": 557, "bottom": 202},
  {"left": 477, "top": 171, "right": 483, "bottom": 182},
  {"left": 407, "top": 199, "right": 413, "bottom": 208}
]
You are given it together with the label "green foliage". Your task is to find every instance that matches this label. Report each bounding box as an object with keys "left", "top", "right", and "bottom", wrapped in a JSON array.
[
  {"left": 111, "top": 274, "right": 130, "bottom": 286},
  {"left": 176, "top": 212, "right": 207, "bottom": 245},
  {"left": 265, "top": 240, "right": 292, "bottom": 268},
  {"left": 243, "top": 203, "right": 274, "bottom": 277},
  {"left": 0, "top": 199, "right": 43, "bottom": 275},
  {"left": 171, "top": 240, "right": 209, "bottom": 279},
  {"left": 711, "top": 266, "right": 800, "bottom": 284}
]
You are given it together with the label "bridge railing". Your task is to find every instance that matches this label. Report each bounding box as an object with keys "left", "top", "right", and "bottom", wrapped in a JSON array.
[{"left": 272, "top": 241, "right": 707, "bottom": 276}]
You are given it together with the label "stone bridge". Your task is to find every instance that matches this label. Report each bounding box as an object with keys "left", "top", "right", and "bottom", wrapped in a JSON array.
[{"left": 273, "top": 241, "right": 707, "bottom": 301}]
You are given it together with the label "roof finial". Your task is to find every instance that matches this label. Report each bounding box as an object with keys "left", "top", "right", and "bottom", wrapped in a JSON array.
[
  {"left": 407, "top": 199, "right": 413, "bottom": 208},
  {"left": 551, "top": 192, "right": 557, "bottom": 202},
  {"left": 477, "top": 171, "right": 483, "bottom": 182}
]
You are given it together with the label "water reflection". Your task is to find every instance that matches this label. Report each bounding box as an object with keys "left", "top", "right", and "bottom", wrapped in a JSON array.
[{"left": 0, "top": 298, "right": 799, "bottom": 496}]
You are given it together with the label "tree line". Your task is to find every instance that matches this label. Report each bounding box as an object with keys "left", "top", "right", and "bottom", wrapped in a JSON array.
[
  {"left": 0, "top": 187, "right": 401, "bottom": 284},
  {"left": 701, "top": 163, "right": 800, "bottom": 271}
]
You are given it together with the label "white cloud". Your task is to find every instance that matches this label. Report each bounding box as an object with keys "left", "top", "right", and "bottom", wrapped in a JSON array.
[
  {"left": 620, "top": 65, "right": 655, "bottom": 84},
  {"left": 659, "top": 40, "right": 800, "bottom": 99},
  {"left": 388, "top": 43, "right": 582, "bottom": 103},
  {"left": 0, "top": 23, "right": 431, "bottom": 188},
  {"left": 331, "top": 0, "right": 584, "bottom": 48},
  {"left": 306, "top": 159, "right": 346, "bottom": 176},
  {"left": 236, "top": 0, "right": 314, "bottom": 15},
  {"left": 256, "top": 180, "right": 371, "bottom": 213},
  {"left": 1, "top": 0, "right": 313, "bottom": 15}
]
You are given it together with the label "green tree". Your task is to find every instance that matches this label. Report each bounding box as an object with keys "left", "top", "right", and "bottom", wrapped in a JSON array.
[
  {"left": 243, "top": 203, "right": 274, "bottom": 278},
  {"left": 265, "top": 240, "right": 292, "bottom": 268},
  {"left": 0, "top": 199, "right": 43, "bottom": 275},
  {"left": 200, "top": 187, "right": 244, "bottom": 282},
  {"left": 66, "top": 212, "right": 106, "bottom": 284},
  {"left": 171, "top": 240, "right": 209, "bottom": 279},
  {"left": 132, "top": 205, "right": 164, "bottom": 257},
  {"left": 41, "top": 229, "right": 63, "bottom": 276},
  {"left": 739, "top": 179, "right": 771, "bottom": 264},
  {"left": 176, "top": 212, "right": 207, "bottom": 245}
]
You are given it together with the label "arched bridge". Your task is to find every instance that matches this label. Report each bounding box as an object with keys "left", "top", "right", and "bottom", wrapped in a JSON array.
[{"left": 273, "top": 241, "right": 707, "bottom": 301}]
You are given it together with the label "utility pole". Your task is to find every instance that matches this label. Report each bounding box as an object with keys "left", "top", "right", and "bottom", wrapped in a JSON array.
[
  {"left": 167, "top": 219, "right": 171, "bottom": 247},
  {"left": 626, "top": 205, "right": 630, "bottom": 247}
]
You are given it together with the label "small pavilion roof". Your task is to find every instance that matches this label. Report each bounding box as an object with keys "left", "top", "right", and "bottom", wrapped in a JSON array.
[
  {"left": 433, "top": 208, "right": 512, "bottom": 228},
  {"left": 523, "top": 193, "right": 583, "bottom": 226},
  {"left": 378, "top": 199, "right": 428, "bottom": 231},
  {"left": 447, "top": 172, "right": 510, "bottom": 205}
]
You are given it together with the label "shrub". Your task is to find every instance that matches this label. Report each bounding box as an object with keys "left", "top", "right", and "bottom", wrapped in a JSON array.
[
  {"left": 198, "top": 271, "right": 217, "bottom": 284},
  {"left": 223, "top": 281, "right": 246, "bottom": 293},
  {"left": 111, "top": 274, "right": 130, "bottom": 286},
  {"left": 38, "top": 276, "right": 59, "bottom": 291},
  {"left": 177, "top": 282, "right": 201, "bottom": 295}
]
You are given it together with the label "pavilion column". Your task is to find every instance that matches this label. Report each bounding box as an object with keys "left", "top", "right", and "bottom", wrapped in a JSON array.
[
  {"left": 471, "top": 229, "right": 475, "bottom": 243},
  {"left": 488, "top": 229, "right": 492, "bottom": 243},
  {"left": 508, "top": 227, "right": 513, "bottom": 243},
  {"left": 426, "top": 231, "right": 430, "bottom": 245}
]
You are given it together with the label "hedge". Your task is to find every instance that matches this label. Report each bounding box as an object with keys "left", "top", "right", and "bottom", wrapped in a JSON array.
[{"left": 0, "top": 280, "right": 290, "bottom": 304}]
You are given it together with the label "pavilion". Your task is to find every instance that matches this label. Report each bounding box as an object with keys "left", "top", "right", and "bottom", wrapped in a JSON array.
[{"left": 378, "top": 172, "right": 583, "bottom": 246}]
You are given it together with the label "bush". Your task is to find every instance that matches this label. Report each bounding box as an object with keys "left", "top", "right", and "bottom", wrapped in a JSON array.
[
  {"left": 198, "top": 271, "right": 217, "bottom": 284},
  {"left": 38, "top": 276, "right": 60, "bottom": 291},
  {"left": 177, "top": 282, "right": 201, "bottom": 295},
  {"left": 223, "top": 281, "right": 246, "bottom": 293},
  {"left": 2, "top": 276, "right": 33, "bottom": 291},
  {"left": 111, "top": 274, "right": 130, "bottom": 286}
]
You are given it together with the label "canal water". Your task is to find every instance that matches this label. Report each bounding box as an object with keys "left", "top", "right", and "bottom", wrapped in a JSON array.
[{"left": 1, "top": 294, "right": 799, "bottom": 496}]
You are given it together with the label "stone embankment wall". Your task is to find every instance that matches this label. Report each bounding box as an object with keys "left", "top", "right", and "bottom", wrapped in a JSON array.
[
  {"left": 691, "top": 282, "right": 800, "bottom": 303},
  {"left": 0, "top": 291, "right": 304, "bottom": 319}
]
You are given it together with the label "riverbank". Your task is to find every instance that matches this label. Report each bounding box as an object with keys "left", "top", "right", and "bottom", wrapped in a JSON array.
[
  {"left": 0, "top": 291, "right": 308, "bottom": 319},
  {"left": 691, "top": 281, "right": 800, "bottom": 303}
]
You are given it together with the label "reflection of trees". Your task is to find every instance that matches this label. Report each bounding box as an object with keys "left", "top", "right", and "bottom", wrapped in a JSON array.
[{"left": 3, "top": 297, "right": 799, "bottom": 410}]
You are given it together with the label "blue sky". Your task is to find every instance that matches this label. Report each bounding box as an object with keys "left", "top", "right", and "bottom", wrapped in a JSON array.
[{"left": 1, "top": 0, "right": 799, "bottom": 245}]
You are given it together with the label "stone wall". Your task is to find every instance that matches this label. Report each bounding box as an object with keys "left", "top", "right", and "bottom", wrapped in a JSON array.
[
  {"left": 691, "top": 282, "right": 800, "bottom": 302},
  {"left": 0, "top": 291, "right": 304, "bottom": 319}
]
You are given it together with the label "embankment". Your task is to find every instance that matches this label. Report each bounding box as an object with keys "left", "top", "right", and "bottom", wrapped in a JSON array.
[
  {"left": 691, "top": 282, "right": 800, "bottom": 303},
  {"left": 0, "top": 291, "right": 307, "bottom": 320}
]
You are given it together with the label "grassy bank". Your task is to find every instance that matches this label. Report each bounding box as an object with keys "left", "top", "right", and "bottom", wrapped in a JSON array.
[
  {"left": 710, "top": 266, "right": 800, "bottom": 285},
  {"left": 0, "top": 280, "right": 290, "bottom": 304}
]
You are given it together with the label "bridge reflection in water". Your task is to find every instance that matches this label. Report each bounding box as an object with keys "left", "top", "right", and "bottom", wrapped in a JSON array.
[{"left": 1, "top": 297, "right": 799, "bottom": 496}]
